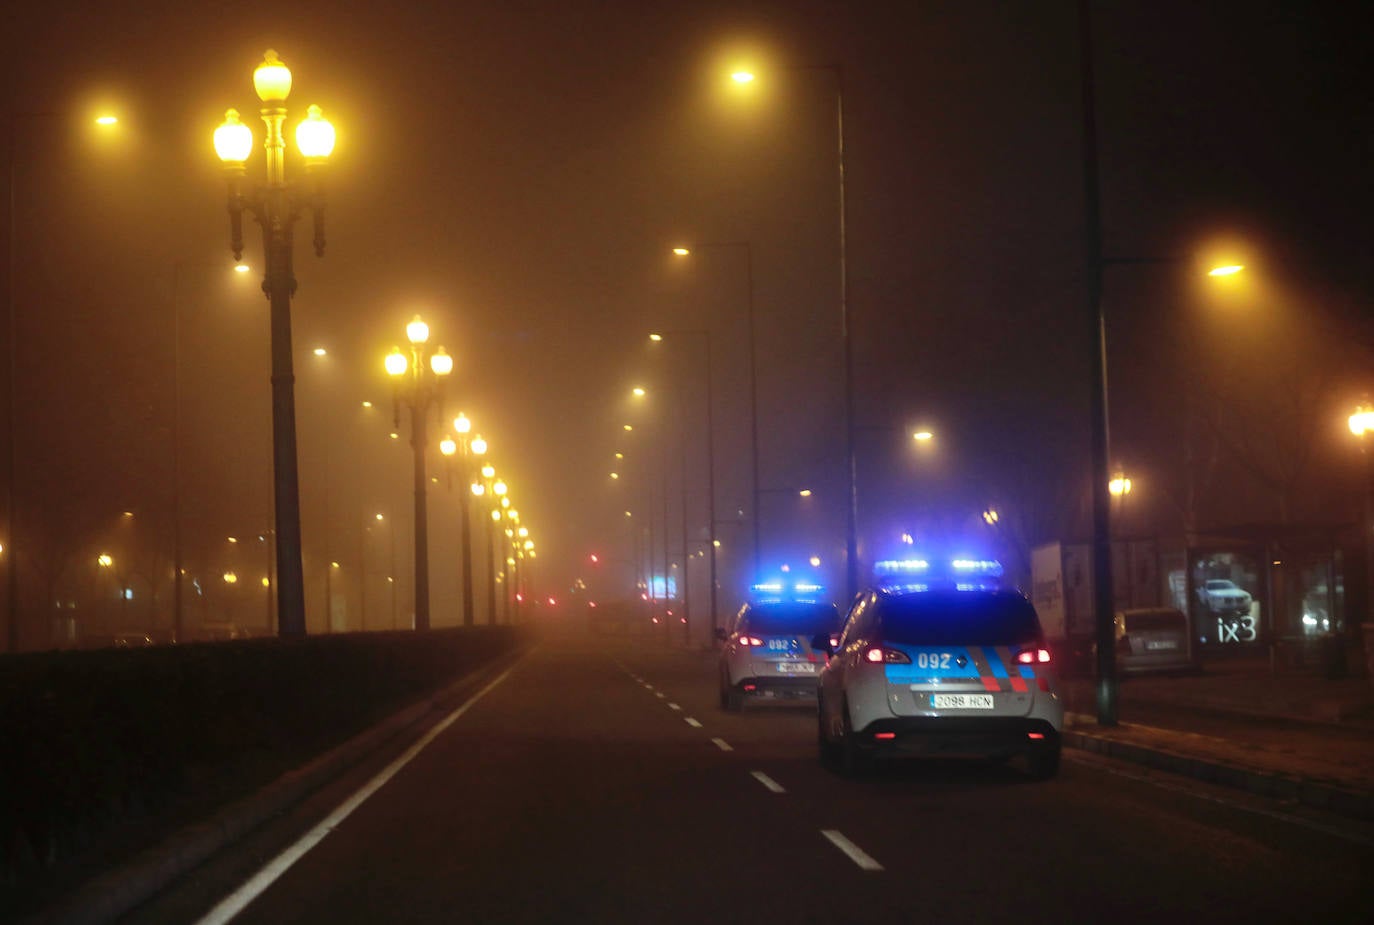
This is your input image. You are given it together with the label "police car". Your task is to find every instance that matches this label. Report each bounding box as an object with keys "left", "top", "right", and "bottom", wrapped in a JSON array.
[
  {"left": 716, "top": 580, "right": 841, "bottom": 712},
  {"left": 815, "top": 558, "right": 1063, "bottom": 779}
]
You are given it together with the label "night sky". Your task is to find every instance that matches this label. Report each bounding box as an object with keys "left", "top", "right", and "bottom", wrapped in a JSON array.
[{"left": 2, "top": 1, "right": 1371, "bottom": 640}]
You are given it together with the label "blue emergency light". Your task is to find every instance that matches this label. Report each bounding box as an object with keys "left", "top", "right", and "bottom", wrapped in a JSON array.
[
  {"left": 750, "top": 577, "right": 827, "bottom": 603},
  {"left": 874, "top": 555, "right": 1003, "bottom": 591}
]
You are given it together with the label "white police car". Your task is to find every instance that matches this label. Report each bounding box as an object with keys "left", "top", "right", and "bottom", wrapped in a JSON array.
[
  {"left": 717, "top": 581, "right": 841, "bottom": 712},
  {"left": 816, "top": 558, "right": 1063, "bottom": 779}
]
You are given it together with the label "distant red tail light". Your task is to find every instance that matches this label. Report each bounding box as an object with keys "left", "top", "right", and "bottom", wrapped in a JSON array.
[
  {"left": 1027, "top": 732, "right": 1046, "bottom": 740},
  {"left": 739, "top": 635, "right": 765, "bottom": 647},
  {"left": 1014, "top": 648, "right": 1052, "bottom": 665},
  {"left": 874, "top": 732, "right": 897, "bottom": 740}
]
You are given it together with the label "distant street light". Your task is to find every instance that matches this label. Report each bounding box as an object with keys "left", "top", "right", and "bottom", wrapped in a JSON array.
[
  {"left": 1350, "top": 401, "right": 1374, "bottom": 634},
  {"left": 385, "top": 315, "right": 453, "bottom": 631},
  {"left": 439, "top": 412, "right": 481, "bottom": 626},
  {"left": 213, "top": 49, "right": 336, "bottom": 638},
  {"left": 7, "top": 108, "right": 122, "bottom": 651},
  {"left": 650, "top": 329, "right": 722, "bottom": 639},
  {"left": 671, "top": 242, "right": 759, "bottom": 574}
]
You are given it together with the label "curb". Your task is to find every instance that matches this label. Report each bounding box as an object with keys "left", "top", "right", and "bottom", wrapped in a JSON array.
[
  {"left": 26, "top": 660, "right": 512, "bottom": 925},
  {"left": 1062, "top": 717, "right": 1374, "bottom": 822}
]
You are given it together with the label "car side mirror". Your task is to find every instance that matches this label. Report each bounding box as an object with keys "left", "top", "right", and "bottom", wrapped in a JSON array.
[{"left": 714, "top": 627, "right": 728, "bottom": 642}]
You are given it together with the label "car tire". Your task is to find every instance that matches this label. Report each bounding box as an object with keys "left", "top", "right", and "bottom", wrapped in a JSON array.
[
  {"left": 721, "top": 674, "right": 744, "bottom": 712},
  {"left": 1025, "top": 739, "right": 1061, "bottom": 781},
  {"left": 817, "top": 695, "right": 840, "bottom": 768},
  {"left": 839, "top": 699, "right": 870, "bottom": 777}
]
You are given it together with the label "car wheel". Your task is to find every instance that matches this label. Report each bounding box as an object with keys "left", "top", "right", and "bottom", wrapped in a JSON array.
[
  {"left": 726, "top": 688, "right": 744, "bottom": 712},
  {"left": 1025, "top": 739, "right": 1061, "bottom": 781},
  {"left": 839, "top": 699, "right": 870, "bottom": 777},
  {"left": 721, "top": 674, "right": 744, "bottom": 712},
  {"left": 817, "top": 695, "right": 840, "bottom": 768}
]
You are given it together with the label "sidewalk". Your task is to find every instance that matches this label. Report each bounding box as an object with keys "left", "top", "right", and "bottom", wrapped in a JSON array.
[{"left": 1059, "top": 653, "right": 1374, "bottom": 820}]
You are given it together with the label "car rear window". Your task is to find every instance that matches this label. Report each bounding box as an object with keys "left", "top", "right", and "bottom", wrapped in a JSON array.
[
  {"left": 876, "top": 592, "right": 1042, "bottom": 645},
  {"left": 1123, "top": 610, "right": 1186, "bottom": 632},
  {"left": 743, "top": 602, "right": 840, "bottom": 636}
]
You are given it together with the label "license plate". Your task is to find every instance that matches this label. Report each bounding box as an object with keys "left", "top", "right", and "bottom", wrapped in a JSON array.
[
  {"left": 932, "top": 693, "right": 994, "bottom": 710},
  {"left": 1145, "top": 640, "right": 1179, "bottom": 651},
  {"left": 776, "top": 662, "right": 816, "bottom": 674}
]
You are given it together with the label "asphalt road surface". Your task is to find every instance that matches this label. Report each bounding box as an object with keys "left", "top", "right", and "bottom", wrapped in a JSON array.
[{"left": 125, "top": 629, "right": 1371, "bottom": 924}]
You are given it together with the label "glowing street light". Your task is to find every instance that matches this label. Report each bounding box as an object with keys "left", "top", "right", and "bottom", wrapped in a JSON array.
[
  {"left": 213, "top": 49, "right": 336, "bottom": 638},
  {"left": 384, "top": 314, "right": 453, "bottom": 631},
  {"left": 439, "top": 412, "right": 481, "bottom": 625}
]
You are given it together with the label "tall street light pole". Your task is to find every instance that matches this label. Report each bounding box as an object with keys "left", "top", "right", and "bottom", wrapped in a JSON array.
[
  {"left": 441, "top": 416, "right": 482, "bottom": 627},
  {"left": 385, "top": 315, "right": 453, "bottom": 631},
  {"left": 672, "top": 243, "right": 757, "bottom": 575},
  {"left": 650, "top": 330, "right": 720, "bottom": 642},
  {"left": 7, "top": 109, "right": 120, "bottom": 650},
  {"left": 1078, "top": 3, "right": 1119, "bottom": 726},
  {"left": 213, "top": 50, "right": 336, "bottom": 638},
  {"left": 728, "top": 65, "right": 851, "bottom": 597},
  {"left": 1349, "top": 403, "right": 1374, "bottom": 632}
]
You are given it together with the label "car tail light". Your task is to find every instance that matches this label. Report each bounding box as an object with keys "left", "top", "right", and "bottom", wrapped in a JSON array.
[
  {"left": 743, "top": 683, "right": 757, "bottom": 691},
  {"left": 739, "top": 635, "right": 765, "bottom": 647},
  {"left": 1027, "top": 732, "right": 1046, "bottom": 740},
  {"left": 1014, "top": 648, "right": 1052, "bottom": 665},
  {"left": 828, "top": 635, "right": 841, "bottom": 649},
  {"left": 874, "top": 732, "right": 896, "bottom": 740},
  {"left": 865, "top": 647, "right": 910, "bottom": 664}
]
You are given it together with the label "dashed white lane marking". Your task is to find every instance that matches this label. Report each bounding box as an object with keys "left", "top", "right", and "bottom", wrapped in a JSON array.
[
  {"left": 655, "top": 692, "right": 665, "bottom": 699},
  {"left": 685, "top": 717, "right": 703, "bottom": 728},
  {"left": 643, "top": 683, "right": 654, "bottom": 690},
  {"left": 711, "top": 738, "right": 733, "bottom": 752},
  {"left": 194, "top": 660, "right": 524, "bottom": 925},
  {"left": 668, "top": 702, "right": 682, "bottom": 711},
  {"left": 821, "top": 829, "right": 884, "bottom": 871},
  {"left": 751, "top": 771, "right": 786, "bottom": 793}
]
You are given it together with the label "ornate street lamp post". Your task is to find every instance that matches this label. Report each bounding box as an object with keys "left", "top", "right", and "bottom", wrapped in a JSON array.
[
  {"left": 213, "top": 50, "right": 335, "bottom": 637},
  {"left": 440, "top": 414, "right": 482, "bottom": 626},
  {"left": 385, "top": 316, "right": 453, "bottom": 630}
]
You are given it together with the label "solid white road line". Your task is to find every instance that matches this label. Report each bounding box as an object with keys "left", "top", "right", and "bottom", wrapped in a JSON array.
[
  {"left": 821, "top": 829, "right": 884, "bottom": 871},
  {"left": 711, "top": 738, "right": 733, "bottom": 752},
  {"left": 194, "top": 661, "right": 524, "bottom": 925},
  {"left": 685, "top": 717, "right": 703, "bottom": 728},
  {"left": 750, "top": 771, "right": 786, "bottom": 793}
]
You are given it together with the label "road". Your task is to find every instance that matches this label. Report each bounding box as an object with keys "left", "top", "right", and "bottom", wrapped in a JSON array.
[{"left": 126, "top": 630, "right": 1370, "bottom": 924}]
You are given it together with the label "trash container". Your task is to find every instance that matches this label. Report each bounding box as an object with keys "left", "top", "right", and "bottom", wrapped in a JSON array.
[{"left": 1318, "top": 632, "right": 1347, "bottom": 680}]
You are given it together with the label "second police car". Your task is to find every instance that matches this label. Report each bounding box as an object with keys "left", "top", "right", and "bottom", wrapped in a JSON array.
[
  {"left": 815, "top": 557, "right": 1064, "bottom": 779},
  {"left": 716, "top": 579, "right": 842, "bottom": 711}
]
